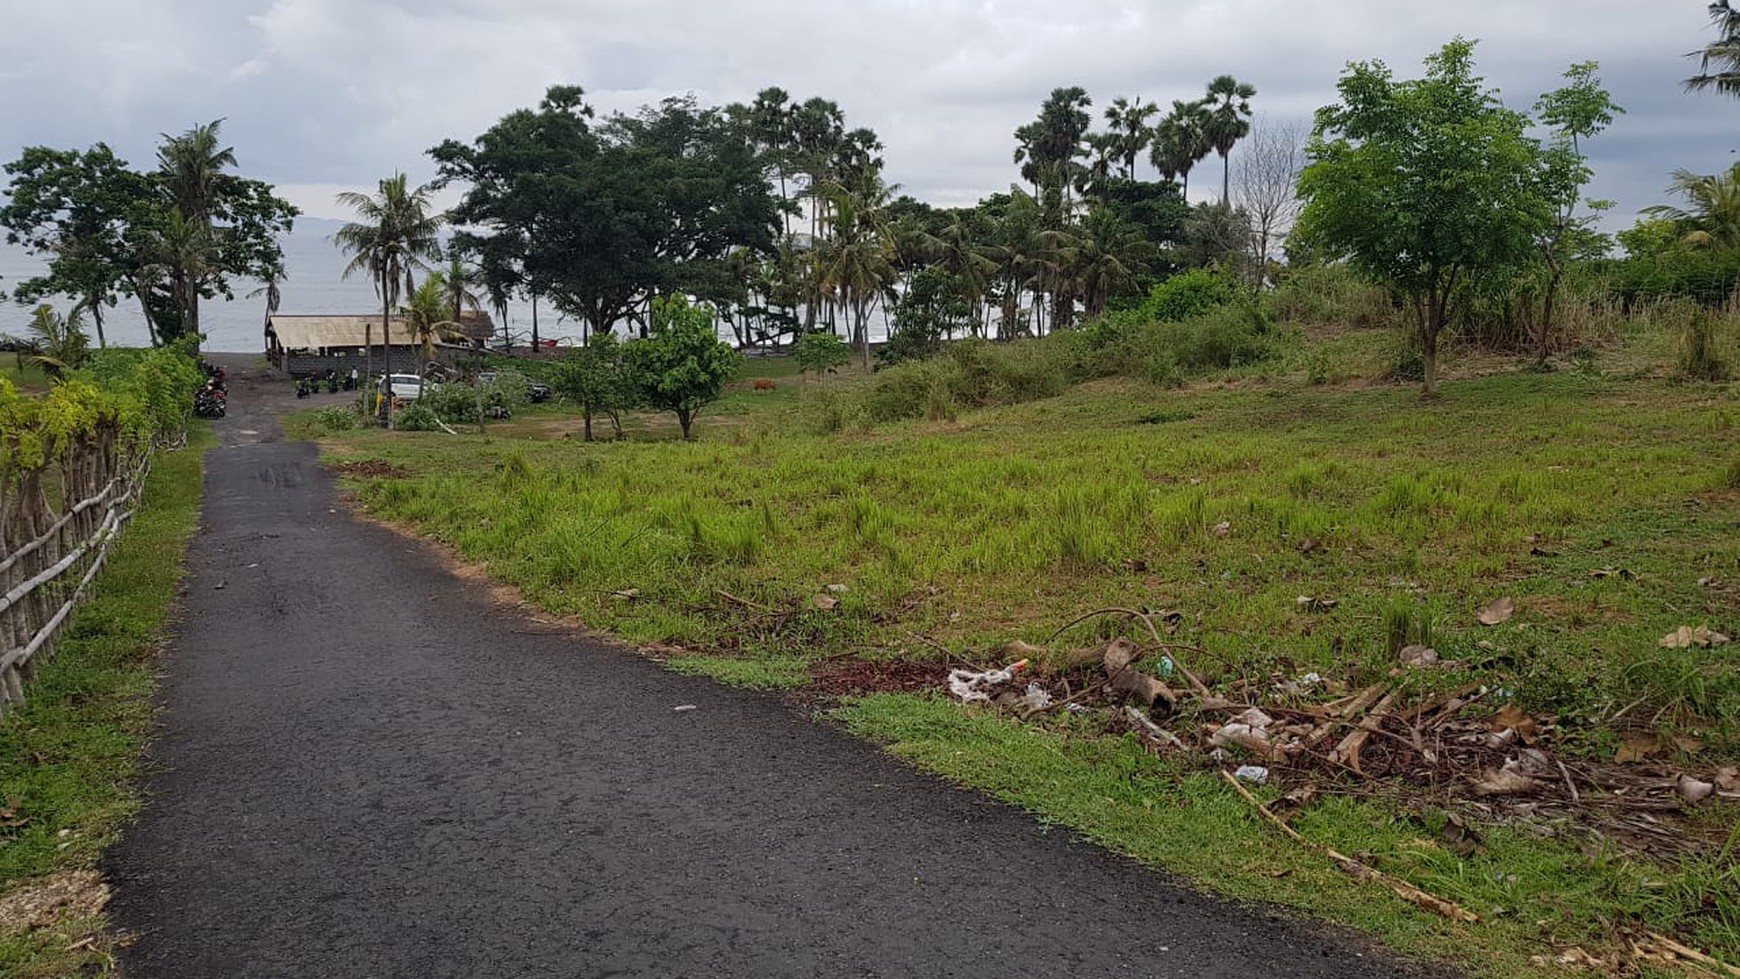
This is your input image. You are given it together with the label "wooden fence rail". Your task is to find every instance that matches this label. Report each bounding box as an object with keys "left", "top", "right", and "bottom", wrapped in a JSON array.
[{"left": 0, "top": 425, "right": 154, "bottom": 719}]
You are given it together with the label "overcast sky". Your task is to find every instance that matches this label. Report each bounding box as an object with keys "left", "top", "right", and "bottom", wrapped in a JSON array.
[{"left": 0, "top": 0, "right": 1731, "bottom": 227}]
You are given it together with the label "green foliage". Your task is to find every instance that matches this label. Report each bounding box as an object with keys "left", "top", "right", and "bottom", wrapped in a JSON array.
[
  {"left": 793, "top": 331, "right": 852, "bottom": 377},
  {"left": 1141, "top": 268, "right": 1234, "bottom": 322},
  {"left": 1, "top": 124, "right": 297, "bottom": 346},
  {"left": 551, "top": 335, "right": 636, "bottom": 440},
  {"left": 1268, "top": 263, "right": 1397, "bottom": 329},
  {"left": 881, "top": 267, "right": 970, "bottom": 366},
  {"left": 311, "top": 405, "right": 358, "bottom": 432},
  {"left": 0, "top": 428, "right": 206, "bottom": 979},
  {"left": 1679, "top": 309, "right": 1732, "bottom": 381},
  {"left": 14, "top": 303, "right": 93, "bottom": 377},
  {"left": 1295, "top": 39, "right": 1556, "bottom": 392},
  {"left": 418, "top": 383, "right": 487, "bottom": 425},
  {"left": 392, "top": 402, "right": 442, "bottom": 431},
  {"left": 627, "top": 295, "right": 742, "bottom": 439}
]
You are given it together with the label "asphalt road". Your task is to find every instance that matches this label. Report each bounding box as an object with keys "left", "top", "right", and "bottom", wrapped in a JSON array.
[{"left": 104, "top": 356, "right": 1445, "bottom": 978}]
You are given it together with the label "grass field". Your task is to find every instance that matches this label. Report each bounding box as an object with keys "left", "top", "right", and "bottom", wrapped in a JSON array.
[
  {"left": 0, "top": 359, "right": 50, "bottom": 392},
  {"left": 307, "top": 325, "right": 1740, "bottom": 977},
  {"left": 0, "top": 428, "right": 210, "bottom": 978}
]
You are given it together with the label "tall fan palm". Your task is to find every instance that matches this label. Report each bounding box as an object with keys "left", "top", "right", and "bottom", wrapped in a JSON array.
[
  {"left": 1687, "top": 1, "right": 1740, "bottom": 96},
  {"left": 1150, "top": 100, "right": 1214, "bottom": 201},
  {"left": 1204, "top": 75, "right": 1257, "bottom": 204},
  {"left": 334, "top": 174, "right": 445, "bottom": 423},
  {"left": 1104, "top": 96, "right": 1158, "bottom": 179}
]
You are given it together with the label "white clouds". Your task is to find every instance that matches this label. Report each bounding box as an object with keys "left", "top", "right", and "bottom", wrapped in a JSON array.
[{"left": 0, "top": 0, "right": 1731, "bottom": 223}]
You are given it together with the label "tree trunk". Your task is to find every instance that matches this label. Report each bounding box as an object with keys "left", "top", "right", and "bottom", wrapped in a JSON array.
[
  {"left": 1537, "top": 255, "right": 1562, "bottom": 365},
  {"left": 1222, "top": 154, "right": 1231, "bottom": 206},
  {"left": 531, "top": 293, "right": 540, "bottom": 350},
  {"left": 90, "top": 302, "right": 107, "bottom": 349},
  {"left": 583, "top": 406, "right": 594, "bottom": 442},
  {"left": 677, "top": 408, "right": 693, "bottom": 441},
  {"left": 381, "top": 272, "right": 394, "bottom": 429}
]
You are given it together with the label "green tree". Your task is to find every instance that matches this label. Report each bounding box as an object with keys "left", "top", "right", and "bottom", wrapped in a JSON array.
[
  {"left": 1643, "top": 162, "right": 1740, "bottom": 251},
  {"left": 552, "top": 331, "right": 635, "bottom": 440},
  {"left": 1295, "top": 39, "right": 1551, "bottom": 395},
  {"left": 1013, "top": 87, "right": 1093, "bottom": 214},
  {"left": 793, "top": 330, "right": 851, "bottom": 381},
  {"left": 1103, "top": 96, "right": 1159, "bottom": 179},
  {"left": 1203, "top": 75, "right": 1257, "bottom": 205},
  {"left": 813, "top": 177, "right": 898, "bottom": 368},
  {"left": 1530, "top": 62, "right": 1622, "bottom": 361},
  {"left": 401, "top": 277, "right": 460, "bottom": 396},
  {"left": 0, "top": 128, "right": 294, "bottom": 347},
  {"left": 1150, "top": 99, "right": 1214, "bottom": 200},
  {"left": 1687, "top": 1, "right": 1740, "bottom": 96},
  {"left": 628, "top": 295, "right": 741, "bottom": 440},
  {"left": 13, "top": 304, "right": 93, "bottom": 378},
  {"left": 334, "top": 173, "right": 446, "bottom": 423}
]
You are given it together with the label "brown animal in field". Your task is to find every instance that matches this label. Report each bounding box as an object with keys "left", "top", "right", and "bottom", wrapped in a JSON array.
[{"left": 751, "top": 378, "right": 777, "bottom": 391}]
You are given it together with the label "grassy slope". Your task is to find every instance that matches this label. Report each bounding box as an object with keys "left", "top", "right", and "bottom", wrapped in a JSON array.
[
  {"left": 0, "top": 428, "right": 209, "bottom": 978},
  {"left": 313, "top": 341, "right": 1740, "bottom": 977}
]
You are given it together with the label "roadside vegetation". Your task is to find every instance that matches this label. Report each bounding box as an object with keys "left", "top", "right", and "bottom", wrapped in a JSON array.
[{"left": 0, "top": 355, "right": 208, "bottom": 978}]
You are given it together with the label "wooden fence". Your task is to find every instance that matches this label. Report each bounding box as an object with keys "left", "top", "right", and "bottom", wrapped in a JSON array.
[{"left": 0, "top": 423, "right": 154, "bottom": 719}]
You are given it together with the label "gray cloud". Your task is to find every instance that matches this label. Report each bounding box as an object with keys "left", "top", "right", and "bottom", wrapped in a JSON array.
[{"left": 0, "top": 0, "right": 1733, "bottom": 225}]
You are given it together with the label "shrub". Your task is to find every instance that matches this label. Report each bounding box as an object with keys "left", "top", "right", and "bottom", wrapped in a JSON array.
[
  {"left": 393, "top": 402, "right": 442, "bottom": 431},
  {"left": 1679, "top": 309, "right": 1731, "bottom": 382},
  {"left": 420, "top": 383, "right": 483, "bottom": 424},
  {"left": 312, "top": 405, "right": 357, "bottom": 432},
  {"left": 1142, "top": 268, "right": 1234, "bottom": 322},
  {"left": 1268, "top": 263, "right": 1398, "bottom": 329}
]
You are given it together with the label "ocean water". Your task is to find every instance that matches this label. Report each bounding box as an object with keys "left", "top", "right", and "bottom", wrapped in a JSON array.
[{"left": 0, "top": 217, "right": 894, "bottom": 352}]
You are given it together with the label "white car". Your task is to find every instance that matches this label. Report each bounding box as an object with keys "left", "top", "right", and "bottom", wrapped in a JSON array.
[{"left": 381, "top": 373, "right": 436, "bottom": 401}]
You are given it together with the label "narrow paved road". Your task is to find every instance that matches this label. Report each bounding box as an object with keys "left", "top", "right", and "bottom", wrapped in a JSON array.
[{"left": 105, "top": 357, "right": 1443, "bottom": 978}]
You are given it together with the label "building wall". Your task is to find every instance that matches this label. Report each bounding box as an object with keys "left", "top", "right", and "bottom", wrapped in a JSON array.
[{"left": 278, "top": 346, "right": 467, "bottom": 378}]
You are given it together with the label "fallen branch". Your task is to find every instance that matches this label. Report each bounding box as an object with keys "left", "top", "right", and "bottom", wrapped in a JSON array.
[
  {"left": 1331, "top": 688, "right": 1400, "bottom": 774},
  {"left": 717, "top": 589, "right": 774, "bottom": 612},
  {"left": 1220, "top": 769, "right": 1481, "bottom": 924},
  {"left": 1644, "top": 933, "right": 1740, "bottom": 978},
  {"left": 1045, "top": 607, "right": 1224, "bottom": 705}
]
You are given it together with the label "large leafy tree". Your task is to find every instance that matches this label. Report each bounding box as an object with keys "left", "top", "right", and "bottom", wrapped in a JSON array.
[
  {"left": 1203, "top": 75, "right": 1257, "bottom": 205},
  {"left": 1294, "top": 39, "right": 1552, "bottom": 396},
  {"left": 1687, "top": 1, "right": 1740, "bottom": 96},
  {"left": 432, "top": 86, "right": 779, "bottom": 344},
  {"left": 0, "top": 124, "right": 294, "bottom": 347},
  {"left": 0, "top": 145, "right": 147, "bottom": 348}
]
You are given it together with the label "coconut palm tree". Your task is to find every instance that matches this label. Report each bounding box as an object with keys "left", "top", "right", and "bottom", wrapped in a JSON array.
[
  {"left": 247, "top": 260, "right": 285, "bottom": 351},
  {"left": 1643, "top": 163, "right": 1740, "bottom": 251},
  {"left": 334, "top": 173, "right": 445, "bottom": 425},
  {"left": 15, "top": 303, "right": 92, "bottom": 379},
  {"left": 1687, "top": 1, "right": 1740, "bottom": 96},
  {"left": 1204, "top": 75, "right": 1257, "bottom": 205},
  {"left": 1151, "top": 100, "right": 1214, "bottom": 201},
  {"left": 1104, "top": 96, "right": 1158, "bottom": 179},
  {"left": 814, "top": 177, "right": 898, "bottom": 368},
  {"left": 155, "top": 119, "right": 238, "bottom": 338},
  {"left": 402, "top": 277, "right": 464, "bottom": 397}
]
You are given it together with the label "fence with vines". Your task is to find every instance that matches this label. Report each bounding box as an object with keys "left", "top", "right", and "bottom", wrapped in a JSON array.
[{"left": 0, "top": 346, "right": 202, "bottom": 719}]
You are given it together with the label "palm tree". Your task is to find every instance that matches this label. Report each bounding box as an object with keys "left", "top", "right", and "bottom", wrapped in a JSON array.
[
  {"left": 1151, "top": 100, "right": 1214, "bottom": 201},
  {"left": 16, "top": 304, "right": 92, "bottom": 379},
  {"left": 334, "top": 174, "right": 445, "bottom": 425},
  {"left": 1070, "top": 208, "right": 1154, "bottom": 318},
  {"left": 155, "top": 119, "right": 238, "bottom": 338},
  {"left": 247, "top": 260, "right": 285, "bottom": 352},
  {"left": 1104, "top": 96, "right": 1159, "bottom": 179},
  {"left": 402, "top": 277, "right": 462, "bottom": 396},
  {"left": 1203, "top": 75, "right": 1257, "bottom": 205},
  {"left": 814, "top": 177, "right": 898, "bottom": 368},
  {"left": 1643, "top": 163, "right": 1740, "bottom": 251},
  {"left": 1687, "top": 1, "right": 1740, "bottom": 96}
]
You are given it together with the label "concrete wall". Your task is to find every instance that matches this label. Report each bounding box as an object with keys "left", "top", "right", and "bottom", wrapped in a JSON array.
[{"left": 277, "top": 346, "right": 467, "bottom": 378}]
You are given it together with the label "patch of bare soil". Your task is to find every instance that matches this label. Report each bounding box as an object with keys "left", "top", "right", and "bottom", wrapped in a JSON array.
[
  {"left": 0, "top": 870, "right": 109, "bottom": 930},
  {"left": 806, "top": 658, "right": 946, "bottom": 701}
]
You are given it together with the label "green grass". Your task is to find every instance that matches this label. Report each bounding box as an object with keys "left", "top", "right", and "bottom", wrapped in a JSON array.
[
  {"left": 0, "top": 427, "right": 210, "bottom": 977},
  {"left": 0, "top": 359, "right": 50, "bottom": 392},
  {"left": 314, "top": 338, "right": 1740, "bottom": 975}
]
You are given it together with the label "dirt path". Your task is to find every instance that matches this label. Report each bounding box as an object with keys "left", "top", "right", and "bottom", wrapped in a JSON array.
[{"left": 104, "top": 355, "right": 1442, "bottom": 978}]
